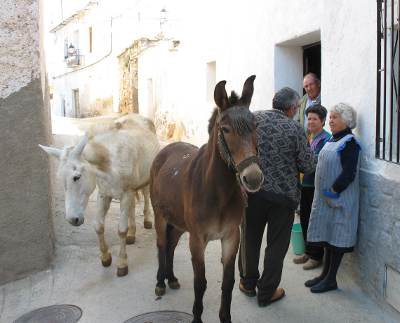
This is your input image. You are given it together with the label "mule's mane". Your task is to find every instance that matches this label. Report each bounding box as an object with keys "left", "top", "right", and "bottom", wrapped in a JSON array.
[
  {"left": 207, "top": 91, "right": 254, "bottom": 135},
  {"left": 207, "top": 109, "right": 219, "bottom": 134}
]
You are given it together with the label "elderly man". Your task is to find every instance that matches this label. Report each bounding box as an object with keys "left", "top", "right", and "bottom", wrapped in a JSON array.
[
  {"left": 238, "top": 87, "right": 316, "bottom": 307},
  {"left": 298, "top": 73, "right": 321, "bottom": 131}
]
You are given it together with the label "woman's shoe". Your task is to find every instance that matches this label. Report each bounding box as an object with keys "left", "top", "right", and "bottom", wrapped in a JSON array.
[
  {"left": 293, "top": 254, "right": 309, "bottom": 264},
  {"left": 304, "top": 276, "right": 323, "bottom": 287},
  {"left": 310, "top": 280, "right": 338, "bottom": 293},
  {"left": 303, "top": 258, "right": 322, "bottom": 270}
]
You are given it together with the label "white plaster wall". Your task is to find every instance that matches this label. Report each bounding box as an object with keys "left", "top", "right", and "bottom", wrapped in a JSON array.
[
  {"left": 148, "top": 0, "right": 322, "bottom": 144},
  {"left": 0, "top": 0, "right": 40, "bottom": 99},
  {"left": 321, "top": 0, "right": 387, "bottom": 176}
]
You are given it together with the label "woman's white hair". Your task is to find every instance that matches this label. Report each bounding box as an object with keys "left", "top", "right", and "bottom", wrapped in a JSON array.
[{"left": 330, "top": 103, "right": 357, "bottom": 129}]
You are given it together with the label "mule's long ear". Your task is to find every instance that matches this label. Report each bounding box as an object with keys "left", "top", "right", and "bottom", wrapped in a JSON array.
[
  {"left": 214, "top": 80, "right": 230, "bottom": 111},
  {"left": 240, "top": 75, "right": 256, "bottom": 108},
  {"left": 38, "top": 144, "right": 62, "bottom": 159},
  {"left": 71, "top": 135, "right": 88, "bottom": 159}
]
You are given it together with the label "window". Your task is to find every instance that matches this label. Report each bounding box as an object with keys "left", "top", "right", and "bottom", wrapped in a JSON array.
[
  {"left": 377, "top": 0, "right": 400, "bottom": 163},
  {"left": 206, "top": 61, "right": 216, "bottom": 102},
  {"left": 89, "top": 26, "right": 93, "bottom": 53}
]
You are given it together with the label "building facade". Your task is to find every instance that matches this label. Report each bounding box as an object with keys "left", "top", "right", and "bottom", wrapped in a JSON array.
[{"left": 46, "top": 0, "right": 181, "bottom": 118}]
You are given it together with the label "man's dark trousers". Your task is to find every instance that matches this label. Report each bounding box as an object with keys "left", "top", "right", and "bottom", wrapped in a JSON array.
[{"left": 239, "top": 191, "right": 294, "bottom": 302}]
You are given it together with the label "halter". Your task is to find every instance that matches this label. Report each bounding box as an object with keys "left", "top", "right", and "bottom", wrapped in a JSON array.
[{"left": 216, "top": 109, "right": 260, "bottom": 207}]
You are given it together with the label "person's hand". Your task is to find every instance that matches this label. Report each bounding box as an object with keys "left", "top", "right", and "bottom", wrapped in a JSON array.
[
  {"left": 322, "top": 189, "right": 339, "bottom": 199},
  {"left": 323, "top": 189, "right": 341, "bottom": 208}
]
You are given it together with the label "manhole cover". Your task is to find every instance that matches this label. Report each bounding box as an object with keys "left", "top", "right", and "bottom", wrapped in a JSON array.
[
  {"left": 14, "top": 304, "right": 82, "bottom": 323},
  {"left": 124, "top": 310, "right": 193, "bottom": 323}
]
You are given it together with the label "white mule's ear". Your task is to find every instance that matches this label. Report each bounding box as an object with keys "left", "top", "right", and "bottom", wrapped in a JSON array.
[{"left": 38, "top": 144, "right": 62, "bottom": 159}]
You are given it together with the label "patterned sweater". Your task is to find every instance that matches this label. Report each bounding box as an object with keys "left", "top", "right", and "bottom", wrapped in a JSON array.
[{"left": 254, "top": 109, "right": 317, "bottom": 209}]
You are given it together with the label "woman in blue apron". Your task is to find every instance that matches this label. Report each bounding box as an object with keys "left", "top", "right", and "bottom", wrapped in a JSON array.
[{"left": 306, "top": 103, "right": 361, "bottom": 293}]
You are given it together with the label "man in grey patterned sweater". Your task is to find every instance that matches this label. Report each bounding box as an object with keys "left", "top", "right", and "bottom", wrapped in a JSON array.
[{"left": 239, "top": 87, "right": 316, "bottom": 307}]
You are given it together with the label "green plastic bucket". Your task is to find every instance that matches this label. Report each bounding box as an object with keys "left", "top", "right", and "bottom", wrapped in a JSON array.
[{"left": 291, "top": 223, "right": 305, "bottom": 255}]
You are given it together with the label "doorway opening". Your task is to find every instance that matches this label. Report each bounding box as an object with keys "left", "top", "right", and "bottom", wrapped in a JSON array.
[
  {"left": 274, "top": 30, "right": 321, "bottom": 96},
  {"left": 72, "top": 89, "right": 80, "bottom": 117},
  {"left": 303, "top": 42, "right": 321, "bottom": 86}
]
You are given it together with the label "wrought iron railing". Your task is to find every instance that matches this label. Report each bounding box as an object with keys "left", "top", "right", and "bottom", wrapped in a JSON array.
[
  {"left": 65, "top": 49, "right": 83, "bottom": 67},
  {"left": 377, "top": 0, "right": 400, "bottom": 164}
]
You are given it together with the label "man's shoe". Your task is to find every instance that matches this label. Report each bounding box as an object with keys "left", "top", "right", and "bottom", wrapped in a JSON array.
[
  {"left": 303, "top": 258, "right": 322, "bottom": 270},
  {"left": 293, "top": 254, "right": 309, "bottom": 264},
  {"left": 304, "top": 276, "right": 323, "bottom": 288},
  {"left": 310, "top": 280, "right": 338, "bottom": 293},
  {"left": 258, "top": 288, "right": 286, "bottom": 307},
  {"left": 239, "top": 281, "right": 256, "bottom": 297}
]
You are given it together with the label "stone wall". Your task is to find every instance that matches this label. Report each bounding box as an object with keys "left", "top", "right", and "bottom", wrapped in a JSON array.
[
  {"left": 119, "top": 38, "right": 160, "bottom": 114},
  {"left": 345, "top": 170, "right": 400, "bottom": 302},
  {"left": 0, "top": 0, "right": 54, "bottom": 285},
  {"left": 118, "top": 42, "right": 140, "bottom": 114}
]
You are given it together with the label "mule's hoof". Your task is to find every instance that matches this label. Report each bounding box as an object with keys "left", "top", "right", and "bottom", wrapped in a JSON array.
[
  {"left": 144, "top": 221, "right": 152, "bottom": 229},
  {"left": 126, "top": 235, "right": 136, "bottom": 245},
  {"left": 117, "top": 266, "right": 128, "bottom": 277},
  {"left": 101, "top": 254, "right": 112, "bottom": 267},
  {"left": 155, "top": 286, "right": 166, "bottom": 296},
  {"left": 168, "top": 279, "right": 181, "bottom": 290}
]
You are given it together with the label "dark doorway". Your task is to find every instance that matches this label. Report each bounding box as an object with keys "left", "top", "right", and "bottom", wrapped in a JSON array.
[{"left": 303, "top": 42, "right": 321, "bottom": 81}]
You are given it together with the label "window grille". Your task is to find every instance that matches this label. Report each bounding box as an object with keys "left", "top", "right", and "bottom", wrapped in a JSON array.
[{"left": 377, "top": 0, "right": 400, "bottom": 163}]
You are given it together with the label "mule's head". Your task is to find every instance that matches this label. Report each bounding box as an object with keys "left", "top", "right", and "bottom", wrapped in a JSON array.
[
  {"left": 212, "top": 75, "right": 264, "bottom": 192},
  {"left": 39, "top": 136, "right": 96, "bottom": 226}
]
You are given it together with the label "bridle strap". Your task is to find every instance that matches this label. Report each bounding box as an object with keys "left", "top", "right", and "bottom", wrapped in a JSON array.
[{"left": 216, "top": 109, "right": 260, "bottom": 207}]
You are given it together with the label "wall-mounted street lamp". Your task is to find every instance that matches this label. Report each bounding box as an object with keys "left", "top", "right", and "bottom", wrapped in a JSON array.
[
  {"left": 160, "top": 7, "right": 167, "bottom": 29},
  {"left": 67, "top": 44, "right": 76, "bottom": 56}
]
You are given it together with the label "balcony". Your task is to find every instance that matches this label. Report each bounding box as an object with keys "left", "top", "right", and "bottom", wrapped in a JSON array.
[{"left": 65, "top": 48, "right": 83, "bottom": 67}]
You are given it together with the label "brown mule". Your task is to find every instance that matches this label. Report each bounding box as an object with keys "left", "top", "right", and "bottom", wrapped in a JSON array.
[{"left": 150, "top": 76, "right": 264, "bottom": 323}]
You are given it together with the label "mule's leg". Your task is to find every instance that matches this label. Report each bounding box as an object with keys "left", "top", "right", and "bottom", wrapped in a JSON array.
[
  {"left": 126, "top": 192, "right": 136, "bottom": 245},
  {"left": 190, "top": 236, "right": 207, "bottom": 323},
  {"left": 142, "top": 186, "right": 153, "bottom": 229},
  {"left": 94, "top": 193, "right": 112, "bottom": 267},
  {"left": 155, "top": 211, "right": 168, "bottom": 296},
  {"left": 166, "top": 225, "right": 184, "bottom": 289},
  {"left": 116, "top": 192, "right": 134, "bottom": 277},
  {"left": 219, "top": 228, "right": 240, "bottom": 323}
]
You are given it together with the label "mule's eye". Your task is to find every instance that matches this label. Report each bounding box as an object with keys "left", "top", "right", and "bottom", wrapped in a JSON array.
[
  {"left": 73, "top": 175, "right": 81, "bottom": 182},
  {"left": 221, "top": 126, "right": 230, "bottom": 134}
]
